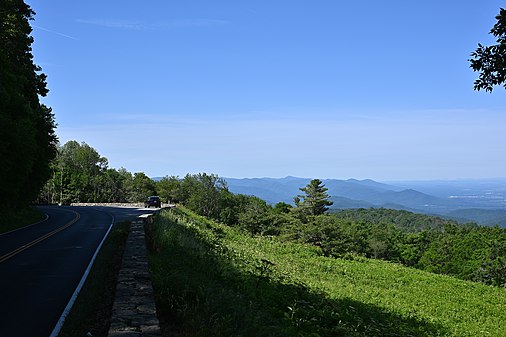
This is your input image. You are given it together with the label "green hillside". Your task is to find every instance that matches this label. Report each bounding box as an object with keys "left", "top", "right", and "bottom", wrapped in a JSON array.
[{"left": 147, "top": 207, "right": 506, "bottom": 337}]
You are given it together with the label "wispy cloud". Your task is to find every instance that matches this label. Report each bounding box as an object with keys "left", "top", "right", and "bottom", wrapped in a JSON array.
[
  {"left": 170, "top": 19, "right": 229, "bottom": 28},
  {"left": 76, "top": 19, "right": 149, "bottom": 31},
  {"left": 32, "top": 25, "right": 78, "bottom": 40},
  {"left": 76, "top": 18, "right": 229, "bottom": 31}
]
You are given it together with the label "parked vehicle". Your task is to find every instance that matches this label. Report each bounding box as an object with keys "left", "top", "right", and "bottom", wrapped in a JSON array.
[{"left": 144, "top": 196, "right": 161, "bottom": 208}]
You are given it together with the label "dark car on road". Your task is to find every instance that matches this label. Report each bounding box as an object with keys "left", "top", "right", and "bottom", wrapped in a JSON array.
[{"left": 144, "top": 196, "right": 161, "bottom": 208}]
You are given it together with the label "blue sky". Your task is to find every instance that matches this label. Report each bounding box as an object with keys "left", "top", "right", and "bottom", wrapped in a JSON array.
[{"left": 27, "top": 0, "right": 505, "bottom": 180}]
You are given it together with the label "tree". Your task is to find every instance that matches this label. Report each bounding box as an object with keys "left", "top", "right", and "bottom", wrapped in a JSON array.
[
  {"left": 273, "top": 202, "right": 293, "bottom": 214},
  {"left": 0, "top": 0, "right": 58, "bottom": 207},
  {"left": 184, "top": 173, "right": 229, "bottom": 219},
  {"left": 470, "top": 8, "right": 506, "bottom": 92},
  {"left": 237, "top": 196, "right": 272, "bottom": 235},
  {"left": 128, "top": 172, "right": 157, "bottom": 202},
  {"left": 58, "top": 141, "right": 108, "bottom": 203},
  {"left": 294, "top": 179, "right": 333, "bottom": 216},
  {"left": 156, "top": 176, "right": 181, "bottom": 203},
  {"left": 96, "top": 168, "right": 129, "bottom": 203}
]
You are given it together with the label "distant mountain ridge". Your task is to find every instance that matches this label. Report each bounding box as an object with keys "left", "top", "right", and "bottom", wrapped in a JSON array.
[
  {"left": 223, "top": 176, "right": 506, "bottom": 227},
  {"left": 225, "top": 177, "right": 448, "bottom": 211}
]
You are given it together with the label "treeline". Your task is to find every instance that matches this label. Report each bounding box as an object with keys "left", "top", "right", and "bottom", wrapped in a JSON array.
[
  {"left": 38, "top": 141, "right": 158, "bottom": 204},
  {"left": 1, "top": 1, "right": 58, "bottom": 208},
  {"left": 37, "top": 141, "right": 238, "bottom": 207}
]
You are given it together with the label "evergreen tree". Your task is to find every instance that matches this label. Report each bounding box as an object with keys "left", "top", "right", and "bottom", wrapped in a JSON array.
[
  {"left": 294, "top": 179, "right": 333, "bottom": 216},
  {"left": 0, "top": 0, "right": 57, "bottom": 207}
]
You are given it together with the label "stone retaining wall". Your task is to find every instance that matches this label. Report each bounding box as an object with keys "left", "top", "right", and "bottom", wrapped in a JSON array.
[
  {"left": 71, "top": 203, "right": 145, "bottom": 208},
  {"left": 71, "top": 203, "right": 176, "bottom": 209},
  {"left": 108, "top": 214, "right": 162, "bottom": 337}
]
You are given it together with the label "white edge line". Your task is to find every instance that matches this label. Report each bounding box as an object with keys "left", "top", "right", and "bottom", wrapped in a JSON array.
[
  {"left": 0, "top": 212, "right": 50, "bottom": 236},
  {"left": 49, "top": 216, "right": 116, "bottom": 337}
]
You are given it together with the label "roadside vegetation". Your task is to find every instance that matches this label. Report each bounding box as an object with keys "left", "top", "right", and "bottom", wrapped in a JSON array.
[
  {"left": 58, "top": 221, "right": 130, "bottom": 337},
  {"left": 148, "top": 207, "right": 505, "bottom": 336},
  {"left": 0, "top": 207, "right": 45, "bottom": 234}
]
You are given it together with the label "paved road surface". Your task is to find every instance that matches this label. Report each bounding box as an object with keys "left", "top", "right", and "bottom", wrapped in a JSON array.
[{"left": 0, "top": 205, "right": 156, "bottom": 337}]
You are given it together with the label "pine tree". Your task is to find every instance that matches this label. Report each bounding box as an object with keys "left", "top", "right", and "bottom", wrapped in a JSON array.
[{"left": 294, "top": 179, "right": 333, "bottom": 216}]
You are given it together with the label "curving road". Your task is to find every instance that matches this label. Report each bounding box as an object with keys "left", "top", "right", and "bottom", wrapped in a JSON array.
[{"left": 0, "top": 205, "right": 156, "bottom": 337}]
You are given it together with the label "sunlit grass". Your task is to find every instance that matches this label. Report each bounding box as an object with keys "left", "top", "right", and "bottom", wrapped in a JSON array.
[{"left": 233, "top": 235, "right": 505, "bottom": 336}]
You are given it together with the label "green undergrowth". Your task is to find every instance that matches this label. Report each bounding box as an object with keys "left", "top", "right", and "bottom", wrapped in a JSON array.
[
  {"left": 147, "top": 207, "right": 506, "bottom": 337},
  {"left": 59, "top": 221, "right": 131, "bottom": 337},
  {"left": 0, "top": 206, "right": 45, "bottom": 234}
]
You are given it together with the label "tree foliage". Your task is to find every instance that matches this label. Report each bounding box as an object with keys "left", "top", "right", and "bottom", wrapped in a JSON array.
[
  {"left": 180, "top": 173, "right": 229, "bottom": 219},
  {"left": 470, "top": 8, "right": 506, "bottom": 92},
  {"left": 332, "top": 208, "right": 456, "bottom": 233},
  {"left": 0, "top": 0, "right": 58, "bottom": 207},
  {"left": 59, "top": 141, "right": 108, "bottom": 202},
  {"left": 127, "top": 172, "right": 157, "bottom": 203},
  {"left": 156, "top": 176, "right": 181, "bottom": 203}
]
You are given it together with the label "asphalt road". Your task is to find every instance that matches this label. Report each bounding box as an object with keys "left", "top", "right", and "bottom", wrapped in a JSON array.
[{"left": 0, "top": 205, "right": 156, "bottom": 337}]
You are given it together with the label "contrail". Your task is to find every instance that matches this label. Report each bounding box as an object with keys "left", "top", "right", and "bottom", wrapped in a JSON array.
[{"left": 32, "top": 24, "right": 78, "bottom": 40}]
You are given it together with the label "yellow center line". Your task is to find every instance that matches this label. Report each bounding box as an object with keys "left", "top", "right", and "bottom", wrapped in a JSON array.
[{"left": 0, "top": 210, "right": 81, "bottom": 264}]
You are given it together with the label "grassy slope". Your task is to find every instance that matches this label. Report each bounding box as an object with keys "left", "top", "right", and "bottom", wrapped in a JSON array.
[{"left": 149, "top": 208, "right": 506, "bottom": 337}]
